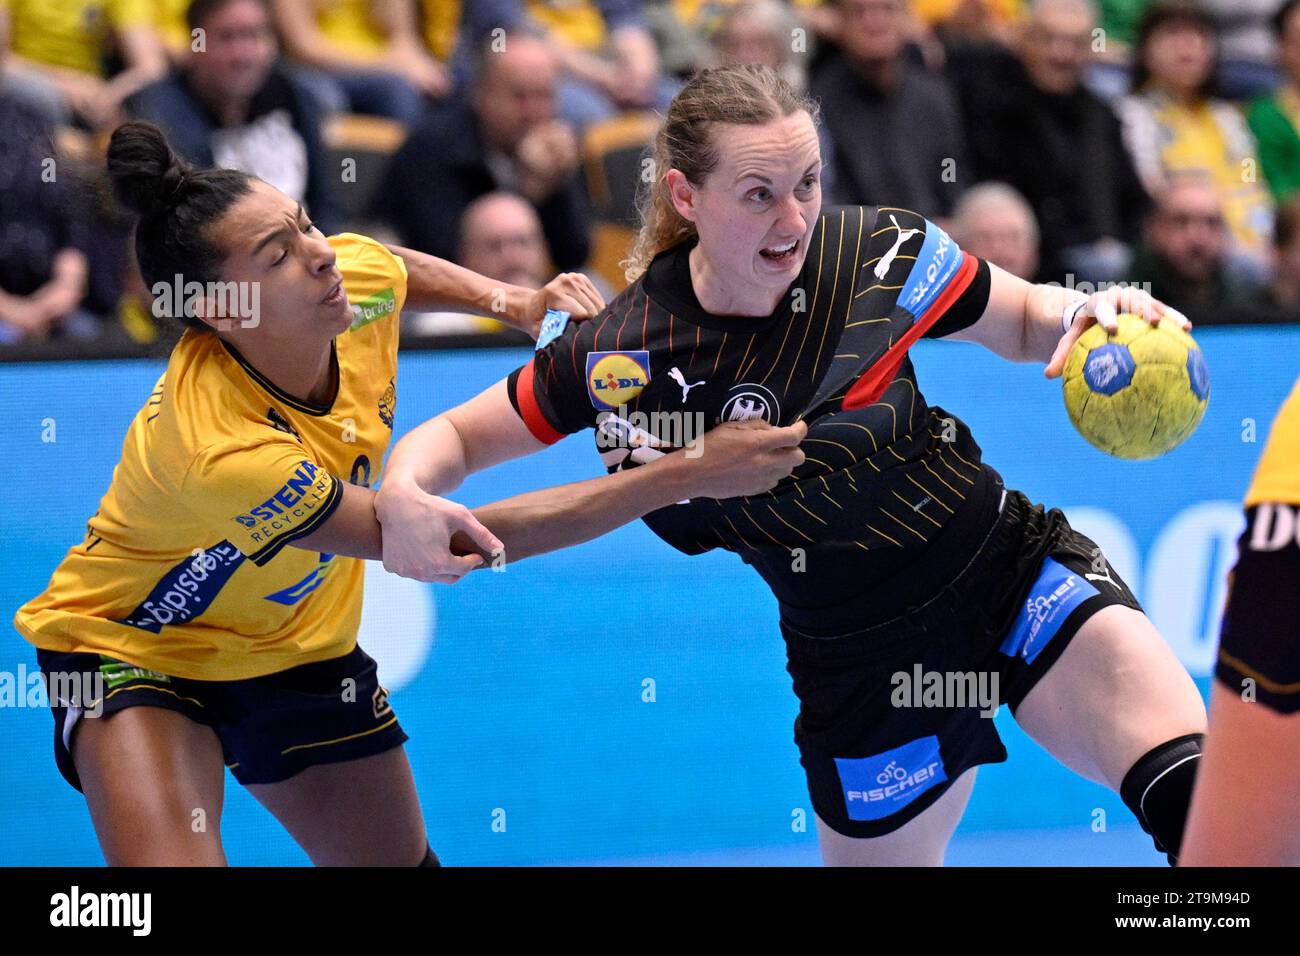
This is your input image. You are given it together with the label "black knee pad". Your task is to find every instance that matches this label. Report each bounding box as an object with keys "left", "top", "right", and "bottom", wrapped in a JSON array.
[
  {"left": 418, "top": 844, "right": 441, "bottom": 867},
  {"left": 1119, "top": 732, "right": 1203, "bottom": 866}
]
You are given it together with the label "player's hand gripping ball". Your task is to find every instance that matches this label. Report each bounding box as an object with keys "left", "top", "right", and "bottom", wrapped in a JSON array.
[{"left": 1062, "top": 313, "right": 1209, "bottom": 459}]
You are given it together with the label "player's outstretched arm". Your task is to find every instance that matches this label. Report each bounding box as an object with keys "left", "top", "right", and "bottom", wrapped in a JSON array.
[
  {"left": 386, "top": 244, "right": 605, "bottom": 338},
  {"left": 376, "top": 380, "right": 806, "bottom": 581},
  {"left": 453, "top": 419, "right": 808, "bottom": 570},
  {"left": 939, "top": 263, "right": 1190, "bottom": 372}
]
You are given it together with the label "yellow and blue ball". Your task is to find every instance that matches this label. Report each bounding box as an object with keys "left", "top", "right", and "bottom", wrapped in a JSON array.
[{"left": 1062, "top": 313, "right": 1209, "bottom": 460}]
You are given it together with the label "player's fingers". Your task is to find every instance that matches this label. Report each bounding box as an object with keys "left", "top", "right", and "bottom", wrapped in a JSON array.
[
  {"left": 571, "top": 274, "right": 606, "bottom": 313},
  {"left": 449, "top": 511, "right": 503, "bottom": 557},
  {"left": 443, "top": 553, "right": 486, "bottom": 575},
  {"left": 1044, "top": 327, "right": 1076, "bottom": 379},
  {"left": 766, "top": 419, "right": 808, "bottom": 446},
  {"left": 1091, "top": 295, "right": 1119, "bottom": 333},
  {"left": 552, "top": 274, "right": 603, "bottom": 318},
  {"left": 1134, "top": 290, "right": 1161, "bottom": 323},
  {"left": 1162, "top": 304, "right": 1193, "bottom": 330}
]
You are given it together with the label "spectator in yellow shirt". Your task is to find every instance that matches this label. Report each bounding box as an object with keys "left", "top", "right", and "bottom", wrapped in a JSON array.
[
  {"left": 0, "top": 0, "right": 167, "bottom": 128},
  {"left": 522, "top": 0, "right": 677, "bottom": 130},
  {"left": 270, "top": 0, "right": 450, "bottom": 122},
  {"left": 1118, "top": 3, "right": 1276, "bottom": 283}
]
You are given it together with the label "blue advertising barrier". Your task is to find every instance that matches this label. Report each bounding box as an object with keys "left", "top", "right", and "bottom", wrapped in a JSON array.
[{"left": 1, "top": 325, "right": 1296, "bottom": 865}]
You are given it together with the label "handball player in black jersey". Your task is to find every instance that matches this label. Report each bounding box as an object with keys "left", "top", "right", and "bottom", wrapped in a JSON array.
[{"left": 377, "top": 65, "right": 1209, "bottom": 865}]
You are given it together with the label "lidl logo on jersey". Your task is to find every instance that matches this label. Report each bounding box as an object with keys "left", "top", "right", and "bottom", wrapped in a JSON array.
[
  {"left": 1000, "top": 558, "right": 1099, "bottom": 664},
  {"left": 349, "top": 287, "right": 397, "bottom": 331},
  {"left": 834, "top": 735, "right": 948, "bottom": 821},
  {"left": 899, "top": 220, "right": 963, "bottom": 319},
  {"left": 587, "top": 350, "right": 651, "bottom": 410},
  {"left": 232, "top": 461, "right": 331, "bottom": 533},
  {"left": 264, "top": 553, "right": 335, "bottom": 605}
]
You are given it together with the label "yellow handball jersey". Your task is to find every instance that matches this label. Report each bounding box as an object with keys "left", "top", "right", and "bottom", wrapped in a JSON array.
[
  {"left": 1246, "top": 376, "right": 1300, "bottom": 508},
  {"left": 15, "top": 234, "right": 406, "bottom": 681}
]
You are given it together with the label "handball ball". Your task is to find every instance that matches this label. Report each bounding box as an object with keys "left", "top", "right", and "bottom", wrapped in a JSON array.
[{"left": 1062, "top": 313, "right": 1209, "bottom": 460}]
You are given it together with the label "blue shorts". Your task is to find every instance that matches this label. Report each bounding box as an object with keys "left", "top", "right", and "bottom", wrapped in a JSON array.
[
  {"left": 34, "top": 644, "right": 408, "bottom": 790},
  {"left": 782, "top": 487, "right": 1144, "bottom": 838}
]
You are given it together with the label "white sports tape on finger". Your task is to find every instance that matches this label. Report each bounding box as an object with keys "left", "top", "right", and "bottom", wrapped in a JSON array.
[{"left": 1061, "top": 296, "right": 1089, "bottom": 335}]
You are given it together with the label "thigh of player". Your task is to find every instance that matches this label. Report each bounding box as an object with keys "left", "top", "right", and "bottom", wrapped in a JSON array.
[
  {"left": 224, "top": 645, "right": 428, "bottom": 866},
  {"left": 1181, "top": 682, "right": 1300, "bottom": 866},
  {"left": 1012, "top": 603, "right": 1207, "bottom": 789},
  {"left": 245, "top": 746, "right": 429, "bottom": 866},
  {"left": 74, "top": 705, "right": 229, "bottom": 866},
  {"left": 816, "top": 767, "right": 979, "bottom": 866}
]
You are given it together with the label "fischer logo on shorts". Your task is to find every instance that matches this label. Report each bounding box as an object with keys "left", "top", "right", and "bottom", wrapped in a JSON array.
[
  {"left": 586, "top": 351, "right": 650, "bottom": 410},
  {"left": 999, "top": 557, "right": 1099, "bottom": 664},
  {"left": 834, "top": 735, "right": 948, "bottom": 821}
]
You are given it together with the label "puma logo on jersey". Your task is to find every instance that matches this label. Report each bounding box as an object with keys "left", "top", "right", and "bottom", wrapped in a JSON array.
[
  {"left": 1085, "top": 564, "right": 1120, "bottom": 591},
  {"left": 874, "top": 215, "right": 923, "bottom": 280},
  {"left": 668, "top": 367, "right": 705, "bottom": 403},
  {"left": 267, "top": 407, "right": 300, "bottom": 441}
]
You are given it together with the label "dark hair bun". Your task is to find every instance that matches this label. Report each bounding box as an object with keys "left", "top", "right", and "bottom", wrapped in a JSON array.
[{"left": 106, "top": 121, "right": 194, "bottom": 220}]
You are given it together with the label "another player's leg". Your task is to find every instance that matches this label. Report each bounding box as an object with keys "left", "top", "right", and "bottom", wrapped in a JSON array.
[
  {"left": 1181, "top": 682, "right": 1300, "bottom": 866},
  {"left": 74, "top": 707, "right": 229, "bottom": 866},
  {"left": 246, "top": 747, "right": 432, "bottom": 866},
  {"left": 225, "top": 645, "right": 432, "bottom": 866},
  {"left": 815, "top": 768, "right": 978, "bottom": 866},
  {"left": 1012, "top": 604, "right": 1207, "bottom": 861}
]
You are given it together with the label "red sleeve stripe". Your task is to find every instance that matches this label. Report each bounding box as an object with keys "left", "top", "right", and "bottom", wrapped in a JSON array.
[
  {"left": 842, "top": 252, "right": 977, "bottom": 411},
  {"left": 515, "top": 358, "right": 565, "bottom": 445}
]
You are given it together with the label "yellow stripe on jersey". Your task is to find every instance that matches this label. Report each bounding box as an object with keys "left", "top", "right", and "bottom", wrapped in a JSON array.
[
  {"left": 1245, "top": 376, "right": 1300, "bottom": 507},
  {"left": 14, "top": 234, "right": 407, "bottom": 682}
]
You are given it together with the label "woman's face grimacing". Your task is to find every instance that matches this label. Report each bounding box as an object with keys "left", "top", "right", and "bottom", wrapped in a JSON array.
[
  {"left": 668, "top": 111, "right": 822, "bottom": 307},
  {"left": 203, "top": 179, "right": 351, "bottom": 341}
]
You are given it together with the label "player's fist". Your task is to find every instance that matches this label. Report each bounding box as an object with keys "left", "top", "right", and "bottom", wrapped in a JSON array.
[
  {"left": 374, "top": 478, "right": 503, "bottom": 583},
  {"left": 515, "top": 273, "right": 605, "bottom": 339},
  {"left": 679, "top": 419, "right": 807, "bottom": 499}
]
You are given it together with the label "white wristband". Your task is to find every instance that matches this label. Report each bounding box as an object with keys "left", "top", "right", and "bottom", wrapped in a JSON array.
[{"left": 1061, "top": 297, "right": 1088, "bottom": 335}]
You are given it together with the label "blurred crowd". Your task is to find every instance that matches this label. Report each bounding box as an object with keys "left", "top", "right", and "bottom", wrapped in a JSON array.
[{"left": 3, "top": 0, "right": 1300, "bottom": 350}]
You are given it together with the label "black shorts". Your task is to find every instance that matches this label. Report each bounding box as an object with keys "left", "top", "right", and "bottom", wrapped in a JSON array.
[
  {"left": 782, "top": 485, "right": 1144, "bottom": 839},
  {"left": 33, "top": 644, "right": 408, "bottom": 791},
  {"left": 1214, "top": 503, "right": 1300, "bottom": 713}
]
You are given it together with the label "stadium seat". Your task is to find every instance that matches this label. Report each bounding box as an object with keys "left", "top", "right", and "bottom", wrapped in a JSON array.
[
  {"left": 582, "top": 111, "right": 657, "bottom": 290},
  {"left": 323, "top": 113, "right": 408, "bottom": 227}
]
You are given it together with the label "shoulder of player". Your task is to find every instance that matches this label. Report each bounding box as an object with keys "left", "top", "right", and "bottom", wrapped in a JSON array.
[
  {"left": 163, "top": 334, "right": 293, "bottom": 460},
  {"left": 330, "top": 231, "right": 407, "bottom": 287},
  {"left": 1246, "top": 377, "right": 1300, "bottom": 506}
]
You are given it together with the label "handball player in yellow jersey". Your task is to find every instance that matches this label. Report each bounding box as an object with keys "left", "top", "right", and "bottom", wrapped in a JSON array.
[
  {"left": 14, "top": 122, "right": 805, "bottom": 866},
  {"left": 1183, "top": 377, "right": 1300, "bottom": 865}
]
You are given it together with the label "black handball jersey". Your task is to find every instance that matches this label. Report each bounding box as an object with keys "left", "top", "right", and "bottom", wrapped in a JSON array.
[{"left": 507, "top": 205, "right": 1005, "bottom": 630}]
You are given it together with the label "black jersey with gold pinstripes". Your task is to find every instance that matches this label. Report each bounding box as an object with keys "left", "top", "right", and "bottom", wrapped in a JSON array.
[{"left": 508, "top": 205, "right": 1006, "bottom": 628}]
